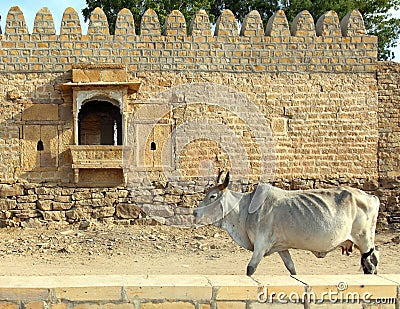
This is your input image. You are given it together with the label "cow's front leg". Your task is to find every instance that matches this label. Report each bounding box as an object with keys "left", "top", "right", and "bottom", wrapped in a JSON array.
[
  {"left": 278, "top": 250, "right": 297, "bottom": 275},
  {"left": 247, "top": 240, "right": 273, "bottom": 276},
  {"left": 247, "top": 251, "right": 263, "bottom": 276}
]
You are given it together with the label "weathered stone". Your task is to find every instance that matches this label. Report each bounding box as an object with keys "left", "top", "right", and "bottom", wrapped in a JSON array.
[
  {"left": 16, "top": 209, "right": 41, "bottom": 219},
  {"left": 17, "top": 195, "right": 38, "bottom": 203},
  {"left": 116, "top": 203, "right": 142, "bottom": 219},
  {"left": 0, "top": 219, "right": 19, "bottom": 228},
  {"left": 0, "top": 184, "right": 23, "bottom": 198},
  {"left": 75, "top": 198, "right": 110, "bottom": 207},
  {"left": 38, "top": 195, "right": 55, "bottom": 200},
  {"left": 22, "top": 104, "right": 59, "bottom": 121},
  {"left": 20, "top": 218, "right": 43, "bottom": 228},
  {"left": 91, "top": 192, "right": 104, "bottom": 199},
  {"left": 72, "top": 192, "right": 92, "bottom": 200},
  {"left": 17, "top": 203, "right": 37, "bottom": 210},
  {"left": 163, "top": 194, "right": 183, "bottom": 205},
  {"left": 92, "top": 206, "right": 115, "bottom": 218},
  {"left": 174, "top": 206, "right": 195, "bottom": 215},
  {"left": 380, "top": 177, "right": 400, "bottom": 189},
  {"left": 0, "top": 210, "right": 12, "bottom": 219},
  {"left": 363, "top": 179, "right": 379, "bottom": 191},
  {"left": 37, "top": 200, "right": 53, "bottom": 211},
  {"left": 0, "top": 199, "right": 17, "bottom": 211},
  {"left": 66, "top": 208, "right": 91, "bottom": 221},
  {"left": 141, "top": 204, "right": 175, "bottom": 218},
  {"left": 54, "top": 195, "right": 72, "bottom": 203},
  {"left": 35, "top": 187, "right": 54, "bottom": 195},
  {"left": 52, "top": 202, "right": 73, "bottom": 211},
  {"left": 41, "top": 211, "right": 66, "bottom": 221},
  {"left": 7, "top": 90, "right": 21, "bottom": 101},
  {"left": 118, "top": 190, "right": 130, "bottom": 198},
  {"left": 181, "top": 194, "right": 203, "bottom": 208},
  {"left": 105, "top": 192, "right": 119, "bottom": 200}
]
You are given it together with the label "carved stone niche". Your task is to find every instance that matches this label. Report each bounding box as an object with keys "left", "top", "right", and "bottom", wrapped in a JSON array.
[{"left": 61, "top": 64, "right": 140, "bottom": 184}]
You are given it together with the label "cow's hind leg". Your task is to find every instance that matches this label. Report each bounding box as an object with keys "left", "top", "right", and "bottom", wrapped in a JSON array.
[
  {"left": 355, "top": 233, "right": 377, "bottom": 274},
  {"left": 353, "top": 193, "right": 379, "bottom": 274},
  {"left": 370, "top": 246, "right": 379, "bottom": 274},
  {"left": 278, "top": 250, "right": 296, "bottom": 275},
  {"left": 361, "top": 248, "right": 375, "bottom": 274}
]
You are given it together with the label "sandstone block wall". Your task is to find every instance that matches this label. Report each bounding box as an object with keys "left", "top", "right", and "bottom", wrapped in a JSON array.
[
  {"left": 377, "top": 62, "right": 400, "bottom": 225},
  {"left": 0, "top": 5, "right": 397, "bottom": 227}
]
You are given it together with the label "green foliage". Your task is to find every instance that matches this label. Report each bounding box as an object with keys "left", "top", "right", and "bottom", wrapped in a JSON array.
[
  {"left": 82, "top": 0, "right": 400, "bottom": 60},
  {"left": 209, "top": 0, "right": 281, "bottom": 22}
]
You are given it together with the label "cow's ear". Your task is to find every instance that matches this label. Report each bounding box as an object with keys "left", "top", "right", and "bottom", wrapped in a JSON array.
[
  {"left": 248, "top": 184, "right": 271, "bottom": 213},
  {"left": 222, "top": 171, "right": 230, "bottom": 189},
  {"left": 217, "top": 169, "right": 224, "bottom": 184}
]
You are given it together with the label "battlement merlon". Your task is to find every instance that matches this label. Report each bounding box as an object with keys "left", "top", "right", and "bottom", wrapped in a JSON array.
[{"left": 0, "top": 6, "right": 377, "bottom": 73}]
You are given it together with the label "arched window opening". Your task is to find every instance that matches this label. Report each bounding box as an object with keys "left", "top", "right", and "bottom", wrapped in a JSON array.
[{"left": 78, "top": 100, "right": 122, "bottom": 145}]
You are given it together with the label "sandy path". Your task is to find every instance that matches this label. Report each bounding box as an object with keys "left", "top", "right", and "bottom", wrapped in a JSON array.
[{"left": 0, "top": 224, "right": 399, "bottom": 276}]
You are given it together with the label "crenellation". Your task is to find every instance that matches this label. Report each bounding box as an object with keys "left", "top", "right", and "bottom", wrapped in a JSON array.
[
  {"left": 164, "top": 10, "right": 186, "bottom": 37},
  {"left": 0, "top": 6, "right": 374, "bottom": 74},
  {"left": 5, "top": 6, "right": 29, "bottom": 36},
  {"left": 114, "top": 8, "right": 135, "bottom": 36},
  {"left": 32, "top": 7, "right": 56, "bottom": 36},
  {"left": 341, "top": 9, "right": 366, "bottom": 36},
  {"left": 87, "top": 7, "right": 110, "bottom": 36},
  {"left": 290, "top": 10, "right": 316, "bottom": 37},
  {"left": 214, "top": 9, "right": 239, "bottom": 38},
  {"left": 60, "top": 7, "right": 82, "bottom": 36},
  {"left": 240, "top": 10, "right": 264, "bottom": 37},
  {"left": 315, "top": 11, "right": 341, "bottom": 37},
  {"left": 189, "top": 9, "right": 212, "bottom": 37},
  {"left": 140, "top": 9, "right": 161, "bottom": 36},
  {"left": 265, "top": 10, "right": 290, "bottom": 37}
]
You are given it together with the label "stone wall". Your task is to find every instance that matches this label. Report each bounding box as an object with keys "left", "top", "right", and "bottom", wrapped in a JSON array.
[
  {"left": 377, "top": 62, "right": 400, "bottom": 225},
  {"left": 0, "top": 5, "right": 396, "bottom": 227}
]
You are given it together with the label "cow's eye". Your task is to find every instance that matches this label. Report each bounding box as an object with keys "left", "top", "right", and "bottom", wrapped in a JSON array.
[{"left": 210, "top": 193, "right": 218, "bottom": 200}]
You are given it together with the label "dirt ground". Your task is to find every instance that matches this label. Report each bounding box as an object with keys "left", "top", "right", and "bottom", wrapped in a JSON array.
[{"left": 0, "top": 222, "right": 399, "bottom": 277}]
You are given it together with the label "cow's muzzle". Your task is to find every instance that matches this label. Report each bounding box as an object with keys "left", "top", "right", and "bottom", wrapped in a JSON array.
[{"left": 193, "top": 209, "right": 200, "bottom": 218}]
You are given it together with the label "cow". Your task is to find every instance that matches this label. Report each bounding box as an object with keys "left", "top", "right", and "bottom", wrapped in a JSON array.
[{"left": 193, "top": 171, "right": 380, "bottom": 276}]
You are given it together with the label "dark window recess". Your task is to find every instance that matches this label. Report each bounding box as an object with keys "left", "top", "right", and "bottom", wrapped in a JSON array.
[
  {"left": 37, "top": 140, "right": 44, "bottom": 151},
  {"left": 78, "top": 100, "right": 122, "bottom": 145},
  {"left": 151, "top": 141, "right": 156, "bottom": 151}
]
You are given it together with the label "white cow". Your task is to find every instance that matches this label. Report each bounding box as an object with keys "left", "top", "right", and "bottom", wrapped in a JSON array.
[{"left": 193, "top": 171, "right": 380, "bottom": 276}]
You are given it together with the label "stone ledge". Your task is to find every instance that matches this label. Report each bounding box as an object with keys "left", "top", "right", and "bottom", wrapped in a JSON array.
[{"left": 0, "top": 275, "right": 398, "bottom": 308}]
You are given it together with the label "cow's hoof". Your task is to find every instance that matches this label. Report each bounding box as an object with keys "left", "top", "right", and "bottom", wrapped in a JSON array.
[
  {"left": 362, "top": 266, "right": 374, "bottom": 274},
  {"left": 247, "top": 265, "right": 255, "bottom": 276}
]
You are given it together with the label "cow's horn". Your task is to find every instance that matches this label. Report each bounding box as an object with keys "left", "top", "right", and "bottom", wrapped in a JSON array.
[
  {"left": 221, "top": 171, "right": 230, "bottom": 189},
  {"left": 217, "top": 170, "right": 224, "bottom": 184}
]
